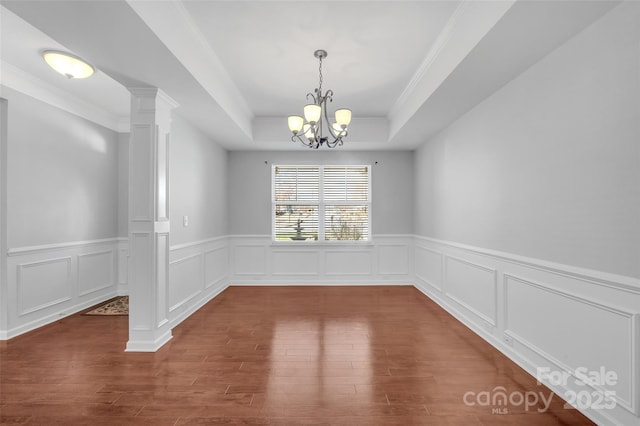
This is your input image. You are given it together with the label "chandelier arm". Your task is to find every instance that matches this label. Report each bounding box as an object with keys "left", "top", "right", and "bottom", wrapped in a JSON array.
[
  {"left": 306, "top": 92, "right": 318, "bottom": 104},
  {"left": 322, "top": 95, "right": 345, "bottom": 140},
  {"left": 326, "top": 137, "right": 342, "bottom": 148},
  {"left": 331, "top": 131, "right": 347, "bottom": 142},
  {"left": 291, "top": 119, "right": 321, "bottom": 147},
  {"left": 325, "top": 106, "right": 337, "bottom": 139},
  {"left": 318, "top": 90, "right": 332, "bottom": 112},
  {"left": 311, "top": 119, "right": 321, "bottom": 141},
  {"left": 291, "top": 133, "right": 314, "bottom": 148}
]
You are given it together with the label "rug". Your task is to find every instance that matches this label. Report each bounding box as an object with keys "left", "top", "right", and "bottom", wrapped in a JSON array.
[{"left": 84, "top": 296, "right": 129, "bottom": 316}]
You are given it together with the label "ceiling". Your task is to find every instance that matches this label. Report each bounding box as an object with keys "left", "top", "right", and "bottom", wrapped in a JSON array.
[{"left": 0, "top": 0, "right": 620, "bottom": 151}]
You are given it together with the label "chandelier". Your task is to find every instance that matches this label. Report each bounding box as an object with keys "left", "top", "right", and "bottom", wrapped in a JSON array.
[{"left": 287, "top": 50, "right": 352, "bottom": 149}]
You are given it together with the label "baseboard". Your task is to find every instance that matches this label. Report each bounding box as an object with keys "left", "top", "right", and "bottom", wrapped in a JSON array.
[
  {"left": 169, "top": 281, "right": 229, "bottom": 329},
  {"left": 230, "top": 280, "right": 413, "bottom": 286},
  {"left": 1, "top": 291, "right": 117, "bottom": 340}
]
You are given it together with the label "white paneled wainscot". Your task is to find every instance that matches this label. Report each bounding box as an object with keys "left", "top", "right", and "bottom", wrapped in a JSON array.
[
  {"left": 4, "top": 232, "right": 638, "bottom": 424},
  {"left": 168, "top": 236, "right": 229, "bottom": 327},
  {"left": 3, "top": 238, "right": 122, "bottom": 339},
  {"left": 230, "top": 235, "right": 412, "bottom": 285},
  {"left": 413, "top": 236, "right": 640, "bottom": 426},
  {"left": 1, "top": 235, "right": 230, "bottom": 340}
]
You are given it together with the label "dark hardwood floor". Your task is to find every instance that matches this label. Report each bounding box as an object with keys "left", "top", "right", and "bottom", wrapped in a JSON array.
[{"left": 0, "top": 286, "right": 593, "bottom": 425}]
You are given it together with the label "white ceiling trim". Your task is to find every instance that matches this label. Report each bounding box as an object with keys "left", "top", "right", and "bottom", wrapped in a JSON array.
[
  {"left": 389, "top": 1, "right": 469, "bottom": 117},
  {"left": 126, "top": 0, "right": 253, "bottom": 139},
  {"left": 387, "top": 0, "right": 516, "bottom": 140},
  {"left": 1, "top": 61, "right": 129, "bottom": 133}
]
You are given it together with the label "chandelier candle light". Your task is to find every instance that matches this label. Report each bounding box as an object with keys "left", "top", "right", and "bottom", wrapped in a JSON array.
[{"left": 287, "top": 50, "right": 352, "bottom": 149}]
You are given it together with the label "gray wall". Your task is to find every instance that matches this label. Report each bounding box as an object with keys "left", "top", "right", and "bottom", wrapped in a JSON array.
[
  {"left": 5, "top": 86, "right": 120, "bottom": 248},
  {"left": 117, "top": 132, "right": 129, "bottom": 238},
  {"left": 413, "top": 2, "right": 640, "bottom": 278},
  {"left": 170, "top": 114, "right": 228, "bottom": 245},
  {"left": 228, "top": 150, "right": 414, "bottom": 235}
]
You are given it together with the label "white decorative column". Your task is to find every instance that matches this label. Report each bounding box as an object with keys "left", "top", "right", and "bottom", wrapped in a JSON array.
[
  {"left": 0, "top": 98, "right": 8, "bottom": 339},
  {"left": 125, "top": 88, "right": 178, "bottom": 352}
]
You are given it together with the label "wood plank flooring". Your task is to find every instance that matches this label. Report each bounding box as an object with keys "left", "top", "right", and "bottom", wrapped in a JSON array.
[{"left": 0, "top": 286, "right": 594, "bottom": 425}]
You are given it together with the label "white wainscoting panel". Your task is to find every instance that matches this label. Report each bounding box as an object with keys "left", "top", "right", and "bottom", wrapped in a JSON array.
[
  {"left": 78, "top": 250, "right": 114, "bottom": 296},
  {"left": 18, "top": 257, "right": 72, "bottom": 315},
  {"left": 234, "top": 244, "right": 267, "bottom": 276},
  {"left": 445, "top": 255, "right": 497, "bottom": 326},
  {"left": 168, "top": 237, "right": 229, "bottom": 328},
  {"left": 414, "top": 245, "right": 443, "bottom": 291},
  {"left": 156, "top": 232, "right": 170, "bottom": 329},
  {"left": 169, "top": 253, "right": 202, "bottom": 313},
  {"left": 229, "top": 235, "right": 412, "bottom": 285},
  {"left": 412, "top": 235, "right": 640, "bottom": 426},
  {"left": 129, "top": 233, "right": 153, "bottom": 332},
  {"left": 504, "top": 273, "right": 638, "bottom": 414},
  {"left": 4, "top": 238, "right": 120, "bottom": 339},
  {"left": 325, "top": 250, "right": 372, "bottom": 276},
  {"left": 272, "top": 250, "right": 319, "bottom": 276},
  {"left": 204, "top": 246, "right": 228, "bottom": 288},
  {"left": 377, "top": 244, "right": 409, "bottom": 276}
]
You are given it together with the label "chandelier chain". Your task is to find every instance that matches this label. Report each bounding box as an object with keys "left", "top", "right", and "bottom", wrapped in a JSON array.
[{"left": 318, "top": 55, "right": 323, "bottom": 95}]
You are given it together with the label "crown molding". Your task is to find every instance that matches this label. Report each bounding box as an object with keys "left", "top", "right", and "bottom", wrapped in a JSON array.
[
  {"left": 126, "top": 0, "right": 253, "bottom": 139},
  {"left": 1, "top": 61, "right": 124, "bottom": 132},
  {"left": 388, "top": 0, "right": 516, "bottom": 139},
  {"left": 389, "top": 1, "right": 470, "bottom": 118}
]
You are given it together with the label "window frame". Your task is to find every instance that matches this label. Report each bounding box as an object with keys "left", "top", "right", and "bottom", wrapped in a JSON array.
[{"left": 271, "top": 164, "right": 372, "bottom": 243}]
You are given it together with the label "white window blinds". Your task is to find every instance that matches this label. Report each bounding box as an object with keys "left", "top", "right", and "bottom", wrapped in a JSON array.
[
  {"left": 323, "top": 166, "right": 369, "bottom": 241},
  {"left": 272, "top": 165, "right": 371, "bottom": 241}
]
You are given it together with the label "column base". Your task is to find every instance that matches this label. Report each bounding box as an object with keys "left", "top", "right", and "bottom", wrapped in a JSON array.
[{"left": 125, "top": 330, "right": 172, "bottom": 352}]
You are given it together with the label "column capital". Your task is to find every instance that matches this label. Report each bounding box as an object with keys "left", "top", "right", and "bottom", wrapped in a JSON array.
[{"left": 128, "top": 87, "right": 179, "bottom": 109}]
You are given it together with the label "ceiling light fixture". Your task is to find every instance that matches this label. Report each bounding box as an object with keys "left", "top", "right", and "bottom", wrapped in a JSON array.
[
  {"left": 287, "top": 50, "right": 352, "bottom": 149},
  {"left": 42, "top": 50, "right": 95, "bottom": 79}
]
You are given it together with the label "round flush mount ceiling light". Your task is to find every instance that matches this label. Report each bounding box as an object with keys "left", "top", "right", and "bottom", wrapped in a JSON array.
[{"left": 42, "top": 50, "right": 95, "bottom": 79}]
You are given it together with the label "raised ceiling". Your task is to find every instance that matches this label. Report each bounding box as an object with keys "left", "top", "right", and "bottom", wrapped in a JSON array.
[
  {"left": 1, "top": 0, "right": 620, "bottom": 150},
  {"left": 181, "top": 1, "right": 460, "bottom": 117}
]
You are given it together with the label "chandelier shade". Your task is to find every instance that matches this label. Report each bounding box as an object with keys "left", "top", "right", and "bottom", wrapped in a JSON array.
[
  {"left": 288, "top": 115, "right": 304, "bottom": 133},
  {"left": 335, "top": 108, "right": 352, "bottom": 127},
  {"left": 303, "top": 104, "right": 322, "bottom": 124},
  {"left": 287, "top": 50, "right": 352, "bottom": 149}
]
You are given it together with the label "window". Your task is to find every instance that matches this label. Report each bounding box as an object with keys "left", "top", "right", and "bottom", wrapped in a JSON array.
[{"left": 272, "top": 165, "right": 370, "bottom": 241}]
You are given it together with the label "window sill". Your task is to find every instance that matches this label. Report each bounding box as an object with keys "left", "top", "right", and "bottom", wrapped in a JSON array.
[{"left": 270, "top": 240, "right": 374, "bottom": 247}]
